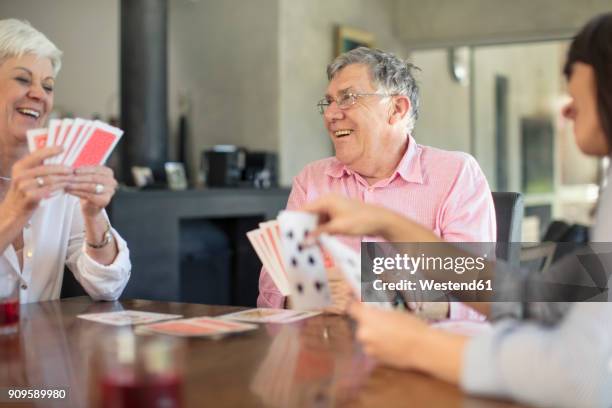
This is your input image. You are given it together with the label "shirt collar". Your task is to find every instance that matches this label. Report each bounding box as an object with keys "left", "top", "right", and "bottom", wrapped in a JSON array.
[{"left": 325, "top": 134, "right": 424, "bottom": 184}]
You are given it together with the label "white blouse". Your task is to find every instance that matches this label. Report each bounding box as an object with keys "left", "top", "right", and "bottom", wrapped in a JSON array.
[{"left": 1, "top": 193, "right": 131, "bottom": 303}]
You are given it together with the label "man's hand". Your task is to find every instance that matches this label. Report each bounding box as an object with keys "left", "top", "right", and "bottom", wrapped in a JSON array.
[{"left": 322, "top": 267, "right": 355, "bottom": 315}]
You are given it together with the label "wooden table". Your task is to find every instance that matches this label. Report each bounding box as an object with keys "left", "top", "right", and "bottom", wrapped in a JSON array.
[{"left": 0, "top": 297, "right": 523, "bottom": 407}]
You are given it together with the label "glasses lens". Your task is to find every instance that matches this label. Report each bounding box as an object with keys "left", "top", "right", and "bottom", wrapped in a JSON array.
[
  {"left": 316, "top": 99, "right": 329, "bottom": 115},
  {"left": 338, "top": 94, "right": 355, "bottom": 109}
]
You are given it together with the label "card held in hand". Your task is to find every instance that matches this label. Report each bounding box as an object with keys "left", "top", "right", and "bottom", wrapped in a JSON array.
[
  {"left": 277, "top": 210, "right": 331, "bottom": 310},
  {"left": 319, "top": 233, "right": 362, "bottom": 298},
  {"left": 26, "top": 118, "right": 124, "bottom": 169}
]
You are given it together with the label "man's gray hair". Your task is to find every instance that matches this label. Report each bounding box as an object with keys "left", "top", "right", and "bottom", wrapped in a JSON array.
[
  {"left": 0, "top": 19, "right": 62, "bottom": 76},
  {"left": 327, "top": 47, "right": 420, "bottom": 134}
]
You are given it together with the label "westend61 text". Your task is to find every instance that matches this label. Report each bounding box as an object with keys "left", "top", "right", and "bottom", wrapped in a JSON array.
[{"left": 372, "top": 279, "right": 493, "bottom": 292}]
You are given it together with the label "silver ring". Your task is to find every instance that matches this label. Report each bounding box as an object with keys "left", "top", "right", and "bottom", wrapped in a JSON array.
[
  {"left": 36, "top": 176, "right": 44, "bottom": 187},
  {"left": 95, "top": 183, "right": 104, "bottom": 195}
]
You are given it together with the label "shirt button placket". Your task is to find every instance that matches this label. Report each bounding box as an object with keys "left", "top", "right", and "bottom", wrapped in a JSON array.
[{"left": 364, "top": 186, "right": 374, "bottom": 202}]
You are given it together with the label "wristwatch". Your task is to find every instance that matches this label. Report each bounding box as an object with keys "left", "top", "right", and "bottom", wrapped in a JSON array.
[{"left": 86, "top": 222, "right": 113, "bottom": 249}]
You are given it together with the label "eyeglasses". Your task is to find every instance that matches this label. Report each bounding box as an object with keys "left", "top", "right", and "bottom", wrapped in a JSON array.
[{"left": 316, "top": 92, "right": 396, "bottom": 114}]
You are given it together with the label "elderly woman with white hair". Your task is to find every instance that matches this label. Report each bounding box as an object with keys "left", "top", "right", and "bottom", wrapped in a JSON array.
[{"left": 0, "top": 19, "right": 130, "bottom": 303}]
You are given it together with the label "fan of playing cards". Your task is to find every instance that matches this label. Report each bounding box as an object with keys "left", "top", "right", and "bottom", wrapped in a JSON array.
[
  {"left": 26, "top": 118, "right": 123, "bottom": 167},
  {"left": 247, "top": 211, "right": 362, "bottom": 310}
]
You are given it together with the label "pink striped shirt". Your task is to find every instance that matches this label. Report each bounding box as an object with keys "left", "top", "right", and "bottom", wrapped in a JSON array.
[{"left": 258, "top": 135, "right": 496, "bottom": 320}]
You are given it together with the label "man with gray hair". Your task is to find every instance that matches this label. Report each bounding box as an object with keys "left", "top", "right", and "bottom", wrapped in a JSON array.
[{"left": 258, "top": 47, "right": 496, "bottom": 318}]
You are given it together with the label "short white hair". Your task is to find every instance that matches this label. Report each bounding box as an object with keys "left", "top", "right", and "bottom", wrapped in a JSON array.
[
  {"left": 328, "top": 47, "right": 420, "bottom": 134},
  {"left": 0, "top": 19, "right": 62, "bottom": 76}
]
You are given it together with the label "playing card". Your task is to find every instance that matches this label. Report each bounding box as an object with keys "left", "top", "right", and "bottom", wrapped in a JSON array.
[
  {"left": 46, "top": 119, "right": 61, "bottom": 148},
  {"left": 256, "top": 232, "right": 285, "bottom": 281},
  {"left": 56, "top": 118, "right": 87, "bottom": 165},
  {"left": 259, "top": 220, "right": 282, "bottom": 247},
  {"left": 247, "top": 230, "right": 291, "bottom": 295},
  {"left": 140, "top": 317, "right": 257, "bottom": 338},
  {"left": 220, "top": 308, "right": 320, "bottom": 324},
  {"left": 220, "top": 308, "right": 294, "bottom": 323},
  {"left": 25, "top": 118, "right": 123, "bottom": 169},
  {"left": 319, "top": 234, "right": 362, "bottom": 297},
  {"left": 48, "top": 119, "right": 73, "bottom": 164},
  {"left": 259, "top": 221, "right": 291, "bottom": 289},
  {"left": 55, "top": 118, "right": 73, "bottom": 146},
  {"left": 77, "top": 310, "right": 182, "bottom": 326},
  {"left": 274, "top": 310, "right": 321, "bottom": 323},
  {"left": 70, "top": 121, "right": 123, "bottom": 168},
  {"left": 277, "top": 210, "right": 331, "bottom": 310},
  {"left": 63, "top": 119, "right": 94, "bottom": 166},
  {"left": 26, "top": 128, "right": 47, "bottom": 152}
]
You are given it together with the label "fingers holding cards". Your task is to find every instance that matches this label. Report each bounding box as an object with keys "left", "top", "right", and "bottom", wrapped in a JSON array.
[
  {"left": 65, "top": 166, "right": 117, "bottom": 195},
  {"left": 247, "top": 212, "right": 360, "bottom": 311},
  {"left": 318, "top": 234, "right": 362, "bottom": 297},
  {"left": 26, "top": 118, "right": 123, "bottom": 204}
]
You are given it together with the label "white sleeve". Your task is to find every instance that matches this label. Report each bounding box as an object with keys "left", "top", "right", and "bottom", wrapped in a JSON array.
[
  {"left": 64, "top": 201, "right": 131, "bottom": 301},
  {"left": 462, "top": 302, "right": 612, "bottom": 408}
]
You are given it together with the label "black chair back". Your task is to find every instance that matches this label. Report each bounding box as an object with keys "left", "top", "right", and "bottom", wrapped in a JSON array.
[{"left": 492, "top": 192, "right": 523, "bottom": 266}]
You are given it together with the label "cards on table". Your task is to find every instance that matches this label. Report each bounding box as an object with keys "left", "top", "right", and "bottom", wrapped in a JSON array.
[
  {"left": 26, "top": 118, "right": 123, "bottom": 167},
  {"left": 219, "top": 308, "right": 320, "bottom": 324},
  {"left": 139, "top": 317, "right": 257, "bottom": 338},
  {"left": 77, "top": 310, "right": 182, "bottom": 326}
]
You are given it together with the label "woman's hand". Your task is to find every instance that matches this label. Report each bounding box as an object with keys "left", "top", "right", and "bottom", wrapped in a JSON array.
[
  {"left": 1, "top": 146, "right": 72, "bottom": 221},
  {"left": 349, "top": 301, "right": 430, "bottom": 369},
  {"left": 65, "top": 166, "right": 119, "bottom": 265},
  {"left": 348, "top": 302, "right": 467, "bottom": 384},
  {"left": 302, "top": 194, "right": 441, "bottom": 243},
  {"left": 302, "top": 194, "right": 395, "bottom": 238},
  {"left": 65, "top": 166, "right": 118, "bottom": 218}
]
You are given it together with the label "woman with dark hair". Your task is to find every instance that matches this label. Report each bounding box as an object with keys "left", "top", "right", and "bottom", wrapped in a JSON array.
[{"left": 303, "top": 13, "right": 612, "bottom": 408}]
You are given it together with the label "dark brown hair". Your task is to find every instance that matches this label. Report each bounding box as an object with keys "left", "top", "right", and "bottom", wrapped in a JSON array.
[{"left": 564, "top": 13, "right": 612, "bottom": 149}]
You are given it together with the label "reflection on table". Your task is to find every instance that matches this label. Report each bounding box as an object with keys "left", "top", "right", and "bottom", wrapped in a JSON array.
[{"left": 0, "top": 297, "right": 524, "bottom": 407}]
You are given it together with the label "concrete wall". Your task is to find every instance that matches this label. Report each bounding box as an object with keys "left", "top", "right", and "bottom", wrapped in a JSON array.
[
  {"left": 472, "top": 42, "right": 566, "bottom": 192},
  {"left": 278, "top": 0, "right": 406, "bottom": 185},
  {"left": 394, "top": 0, "right": 612, "bottom": 48},
  {"left": 0, "top": 0, "right": 119, "bottom": 119},
  {"left": 409, "top": 49, "right": 471, "bottom": 153},
  {"left": 169, "top": 0, "right": 280, "bottom": 179},
  {"left": 412, "top": 40, "right": 600, "bottom": 227},
  {"left": 411, "top": 41, "right": 586, "bottom": 191}
]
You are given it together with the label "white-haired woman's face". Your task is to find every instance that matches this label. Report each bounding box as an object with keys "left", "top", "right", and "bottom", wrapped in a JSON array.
[
  {"left": 563, "top": 62, "right": 610, "bottom": 156},
  {"left": 0, "top": 53, "right": 54, "bottom": 143}
]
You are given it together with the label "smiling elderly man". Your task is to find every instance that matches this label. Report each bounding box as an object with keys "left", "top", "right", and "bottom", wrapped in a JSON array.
[{"left": 258, "top": 47, "right": 496, "bottom": 319}]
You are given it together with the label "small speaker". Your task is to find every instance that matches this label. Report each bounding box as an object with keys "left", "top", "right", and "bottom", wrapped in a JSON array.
[
  {"left": 244, "top": 152, "right": 278, "bottom": 188},
  {"left": 202, "top": 147, "right": 246, "bottom": 187}
]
